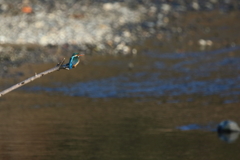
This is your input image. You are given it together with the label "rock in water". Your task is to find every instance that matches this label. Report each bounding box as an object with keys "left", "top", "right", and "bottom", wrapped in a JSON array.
[{"left": 217, "top": 120, "right": 240, "bottom": 133}]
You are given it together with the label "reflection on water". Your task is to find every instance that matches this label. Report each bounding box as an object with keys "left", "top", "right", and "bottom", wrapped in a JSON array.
[
  {"left": 176, "top": 123, "right": 217, "bottom": 131},
  {"left": 177, "top": 123, "right": 240, "bottom": 143},
  {"left": 24, "top": 46, "right": 240, "bottom": 103},
  {"left": 25, "top": 74, "right": 240, "bottom": 99},
  {"left": 218, "top": 132, "right": 240, "bottom": 143}
]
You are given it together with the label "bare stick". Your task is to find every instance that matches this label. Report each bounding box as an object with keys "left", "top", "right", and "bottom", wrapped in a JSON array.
[{"left": 0, "top": 58, "right": 67, "bottom": 97}]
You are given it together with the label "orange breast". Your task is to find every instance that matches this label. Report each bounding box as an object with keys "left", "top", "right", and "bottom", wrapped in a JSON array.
[{"left": 72, "top": 61, "right": 80, "bottom": 68}]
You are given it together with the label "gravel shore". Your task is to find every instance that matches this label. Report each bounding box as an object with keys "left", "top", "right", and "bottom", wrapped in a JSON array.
[{"left": 0, "top": 0, "right": 239, "bottom": 76}]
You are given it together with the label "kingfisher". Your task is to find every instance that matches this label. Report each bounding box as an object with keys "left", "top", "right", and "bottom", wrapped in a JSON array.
[{"left": 62, "top": 53, "right": 84, "bottom": 69}]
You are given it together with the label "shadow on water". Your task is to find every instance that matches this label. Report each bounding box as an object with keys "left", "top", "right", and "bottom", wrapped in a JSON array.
[{"left": 24, "top": 46, "right": 240, "bottom": 103}]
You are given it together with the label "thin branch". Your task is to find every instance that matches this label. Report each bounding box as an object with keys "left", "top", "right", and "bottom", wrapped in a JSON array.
[{"left": 0, "top": 58, "right": 68, "bottom": 97}]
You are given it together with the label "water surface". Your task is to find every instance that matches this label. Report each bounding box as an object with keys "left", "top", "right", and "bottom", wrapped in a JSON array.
[
  {"left": 1, "top": 46, "right": 240, "bottom": 159},
  {"left": 24, "top": 46, "right": 240, "bottom": 103}
]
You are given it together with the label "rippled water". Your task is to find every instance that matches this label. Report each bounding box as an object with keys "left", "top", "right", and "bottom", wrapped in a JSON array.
[
  {"left": 25, "top": 73, "right": 240, "bottom": 98},
  {"left": 25, "top": 46, "right": 240, "bottom": 103},
  {"left": 2, "top": 46, "right": 240, "bottom": 159}
]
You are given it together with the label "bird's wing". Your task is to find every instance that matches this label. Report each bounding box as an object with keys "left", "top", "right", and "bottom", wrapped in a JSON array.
[{"left": 69, "top": 56, "right": 76, "bottom": 69}]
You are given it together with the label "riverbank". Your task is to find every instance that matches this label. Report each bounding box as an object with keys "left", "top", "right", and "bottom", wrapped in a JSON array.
[{"left": 0, "top": 1, "right": 240, "bottom": 78}]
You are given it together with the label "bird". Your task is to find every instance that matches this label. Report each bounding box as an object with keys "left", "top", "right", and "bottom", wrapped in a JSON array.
[{"left": 62, "top": 53, "right": 84, "bottom": 69}]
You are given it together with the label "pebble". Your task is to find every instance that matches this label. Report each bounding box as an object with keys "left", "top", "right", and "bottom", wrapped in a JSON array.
[
  {"left": 161, "top": 3, "right": 171, "bottom": 13},
  {"left": 192, "top": 2, "right": 200, "bottom": 10},
  {"left": 198, "top": 39, "right": 213, "bottom": 47}
]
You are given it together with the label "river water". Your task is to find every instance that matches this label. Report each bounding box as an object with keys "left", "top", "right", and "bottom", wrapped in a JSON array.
[
  {"left": 1, "top": 45, "right": 240, "bottom": 159},
  {"left": 26, "top": 46, "right": 240, "bottom": 102}
]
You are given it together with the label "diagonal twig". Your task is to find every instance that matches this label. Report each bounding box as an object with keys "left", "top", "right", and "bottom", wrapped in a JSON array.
[{"left": 0, "top": 58, "right": 68, "bottom": 97}]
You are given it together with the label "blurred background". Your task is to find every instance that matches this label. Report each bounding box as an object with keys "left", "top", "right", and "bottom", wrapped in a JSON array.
[{"left": 0, "top": 0, "right": 240, "bottom": 159}]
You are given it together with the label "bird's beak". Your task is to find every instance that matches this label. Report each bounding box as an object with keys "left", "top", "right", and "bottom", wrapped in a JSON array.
[{"left": 77, "top": 54, "right": 84, "bottom": 57}]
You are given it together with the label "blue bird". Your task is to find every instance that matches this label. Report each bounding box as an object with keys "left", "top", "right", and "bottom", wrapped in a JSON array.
[{"left": 62, "top": 53, "right": 84, "bottom": 69}]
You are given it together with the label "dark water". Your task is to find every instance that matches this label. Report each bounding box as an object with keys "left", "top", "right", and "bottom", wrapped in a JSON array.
[
  {"left": 2, "top": 46, "right": 240, "bottom": 159},
  {"left": 0, "top": 104, "right": 240, "bottom": 160}
]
